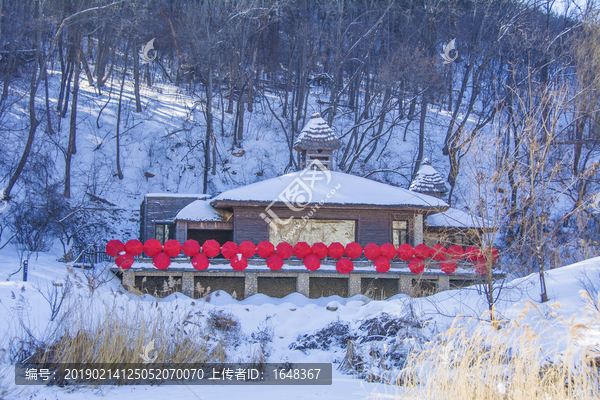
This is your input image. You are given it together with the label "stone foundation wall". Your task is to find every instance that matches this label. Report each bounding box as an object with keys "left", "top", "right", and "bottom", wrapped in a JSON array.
[{"left": 121, "top": 267, "right": 491, "bottom": 300}]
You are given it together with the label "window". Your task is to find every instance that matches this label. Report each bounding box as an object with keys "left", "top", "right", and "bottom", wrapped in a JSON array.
[
  {"left": 392, "top": 220, "right": 408, "bottom": 246},
  {"left": 269, "top": 219, "right": 355, "bottom": 246},
  {"left": 155, "top": 223, "right": 174, "bottom": 244}
]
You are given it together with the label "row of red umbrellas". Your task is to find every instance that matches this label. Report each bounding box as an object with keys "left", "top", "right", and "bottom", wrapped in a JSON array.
[{"left": 106, "top": 239, "right": 498, "bottom": 275}]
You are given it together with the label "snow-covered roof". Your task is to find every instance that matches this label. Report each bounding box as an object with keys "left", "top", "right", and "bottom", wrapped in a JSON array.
[
  {"left": 212, "top": 170, "right": 448, "bottom": 209},
  {"left": 175, "top": 199, "right": 225, "bottom": 222},
  {"left": 146, "top": 193, "right": 211, "bottom": 199},
  {"left": 425, "top": 208, "right": 490, "bottom": 229},
  {"left": 293, "top": 112, "right": 341, "bottom": 151},
  {"left": 409, "top": 158, "right": 448, "bottom": 194}
]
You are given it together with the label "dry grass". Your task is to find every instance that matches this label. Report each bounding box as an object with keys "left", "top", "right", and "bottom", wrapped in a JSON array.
[
  {"left": 366, "top": 292, "right": 600, "bottom": 399},
  {"left": 20, "top": 293, "right": 226, "bottom": 368}
]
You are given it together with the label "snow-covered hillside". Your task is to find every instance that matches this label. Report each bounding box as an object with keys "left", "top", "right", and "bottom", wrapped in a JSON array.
[{"left": 1, "top": 241, "right": 600, "bottom": 399}]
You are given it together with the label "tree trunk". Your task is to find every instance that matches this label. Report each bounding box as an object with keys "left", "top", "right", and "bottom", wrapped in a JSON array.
[
  {"left": 4, "top": 2, "right": 41, "bottom": 201},
  {"left": 133, "top": 39, "right": 142, "bottom": 112},
  {"left": 64, "top": 46, "right": 81, "bottom": 198},
  {"left": 115, "top": 43, "right": 130, "bottom": 180},
  {"left": 204, "top": 51, "right": 214, "bottom": 193},
  {"left": 413, "top": 95, "right": 428, "bottom": 178}
]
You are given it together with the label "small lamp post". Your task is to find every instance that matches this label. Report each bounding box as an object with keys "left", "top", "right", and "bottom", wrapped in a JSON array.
[{"left": 22, "top": 260, "right": 28, "bottom": 282}]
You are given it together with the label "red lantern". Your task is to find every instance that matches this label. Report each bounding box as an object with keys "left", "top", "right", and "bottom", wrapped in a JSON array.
[
  {"left": 106, "top": 240, "right": 125, "bottom": 257},
  {"left": 276, "top": 242, "right": 293, "bottom": 259},
  {"left": 304, "top": 254, "right": 321, "bottom": 271},
  {"left": 230, "top": 254, "right": 248, "bottom": 271},
  {"left": 153, "top": 252, "right": 170, "bottom": 270},
  {"left": 364, "top": 243, "right": 381, "bottom": 260},
  {"left": 380, "top": 243, "right": 397, "bottom": 260},
  {"left": 182, "top": 239, "right": 201, "bottom": 257},
  {"left": 336, "top": 258, "right": 354, "bottom": 274},
  {"left": 256, "top": 241, "right": 275, "bottom": 258},
  {"left": 465, "top": 246, "right": 480, "bottom": 262},
  {"left": 143, "top": 239, "right": 163, "bottom": 257},
  {"left": 267, "top": 254, "right": 284, "bottom": 271},
  {"left": 409, "top": 258, "right": 425, "bottom": 274},
  {"left": 440, "top": 261, "right": 457, "bottom": 274},
  {"left": 311, "top": 242, "right": 328, "bottom": 259},
  {"left": 447, "top": 245, "right": 464, "bottom": 260},
  {"left": 431, "top": 244, "right": 447, "bottom": 261},
  {"left": 293, "top": 242, "right": 311, "bottom": 259},
  {"left": 221, "top": 241, "right": 239, "bottom": 260},
  {"left": 397, "top": 243, "right": 414, "bottom": 261},
  {"left": 124, "top": 239, "right": 143, "bottom": 256},
  {"left": 414, "top": 244, "right": 431, "bottom": 260},
  {"left": 374, "top": 256, "right": 390, "bottom": 274},
  {"left": 202, "top": 239, "right": 221, "bottom": 258},
  {"left": 238, "top": 241, "right": 256, "bottom": 258},
  {"left": 116, "top": 253, "right": 134, "bottom": 269},
  {"left": 345, "top": 242, "right": 363, "bottom": 259},
  {"left": 163, "top": 239, "right": 182, "bottom": 258},
  {"left": 191, "top": 253, "right": 209, "bottom": 270}
]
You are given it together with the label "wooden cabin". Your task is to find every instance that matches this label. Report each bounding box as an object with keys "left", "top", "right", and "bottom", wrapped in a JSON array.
[{"left": 129, "top": 117, "right": 501, "bottom": 300}]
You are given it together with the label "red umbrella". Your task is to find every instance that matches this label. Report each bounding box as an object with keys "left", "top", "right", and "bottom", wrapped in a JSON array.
[
  {"left": 221, "top": 241, "right": 239, "bottom": 259},
  {"left": 125, "top": 239, "right": 143, "bottom": 256},
  {"left": 380, "top": 243, "right": 397, "bottom": 260},
  {"left": 182, "top": 239, "right": 201, "bottom": 257},
  {"left": 163, "top": 239, "right": 182, "bottom": 257},
  {"left": 414, "top": 244, "right": 431, "bottom": 260},
  {"left": 431, "top": 244, "right": 447, "bottom": 261},
  {"left": 293, "top": 242, "right": 311, "bottom": 259},
  {"left": 440, "top": 261, "right": 457, "bottom": 274},
  {"left": 230, "top": 254, "right": 248, "bottom": 271},
  {"left": 345, "top": 242, "right": 363, "bottom": 259},
  {"left": 481, "top": 247, "right": 499, "bottom": 263},
  {"left": 447, "top": 245, "right": 464, "bottom": 260},
  {"left": 311, "top": 242, "right": 328, "bottom": 259},
  {"left": 202, "top": 239, "right": 221, "bottom": 258},
  {"left": 304, "top": 254, "right": 321, "bottom": 271},
  {"left": 465, "top": 246, "right": 480, "bottom": 262},
  {"left": 328, "top": 242, "right": 345, "bottom": 259},
  {"left": 363, "top": 243, "right": 381, "bottom": 260},
  {"left": 267, "top": 254, "right": 284, "bottom": 271},
  {"left": 191, "top": 253, "right": 209, "bottom": 270},
  {"left": 276, "top": 242, "right": 293, "bottom": 259},
  {"left": 238, "top": 241, "right": 256, "bottom": 258},
  {"left": 116, "top": 253, "right": 134, "bottom": 269},
  {"left": 336, "top": 258, "right": 353, "bottom": 274},
  {"left": 106, "top": 240, "right": 125, "bottom": 257},
  {"left": 143, "top": 239, "right": 163, "bottom": 257},
  {"left": 408, "top": 258, "right": 425, "bottom": 274},
  {"left": 474, "top": 257, "right": 487, "bottom": 275},
  {"left": 374, "top": 256, "right": 390, "bottom": 274},
  {"left": 153, "top": 252, "right": 170, "bottom": 270},
  {"left": 256, "top": 241, "right": 275, "bottom": 258},
  {"left": 397, "top": 243, "right": 414, "bottom": 261}
]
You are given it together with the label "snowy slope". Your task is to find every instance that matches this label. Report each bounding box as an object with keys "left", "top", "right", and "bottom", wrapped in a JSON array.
[{"left": 1, "top": 240, "right": 600, "bottom": 399}]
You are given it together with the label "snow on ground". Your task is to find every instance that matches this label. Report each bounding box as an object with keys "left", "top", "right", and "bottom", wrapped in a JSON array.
[{"left": 2, "top": 242, "right": 600, "bottom": 399}]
